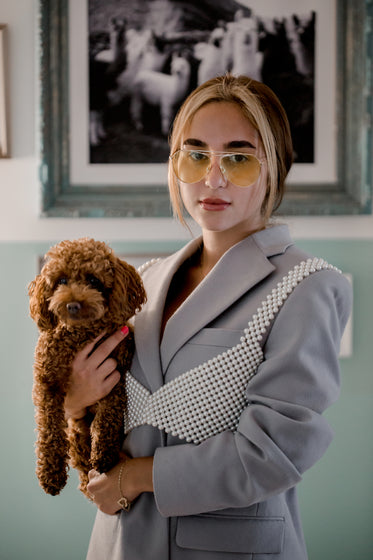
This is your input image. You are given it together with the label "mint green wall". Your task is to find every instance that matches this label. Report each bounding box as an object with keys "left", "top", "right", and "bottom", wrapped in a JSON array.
[
  {"left": 0, "top": 239, "right": 372, "bottom": 560},
  {"left": 296, "top": 240, "right": 373, "bottom": 560}
]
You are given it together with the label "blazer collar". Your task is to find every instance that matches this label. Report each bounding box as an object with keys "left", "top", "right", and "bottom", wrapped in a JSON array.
[
  {"left": 251, "top": 223, "right": 293, "bottom": 257},
  {"left": 135, "top": 225, "right": 293, "bottom": 391}
]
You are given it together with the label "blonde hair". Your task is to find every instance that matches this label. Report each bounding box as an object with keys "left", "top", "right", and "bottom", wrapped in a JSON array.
[{"left": 168, "top": 74, "right": 293, "bottom": 224}]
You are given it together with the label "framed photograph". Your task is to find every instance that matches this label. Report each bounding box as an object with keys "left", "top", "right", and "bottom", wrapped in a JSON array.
[
  {"left": 38, "top": 0, "right": 372, "bottom": 217},
  {"left": 0, "top": 24, "right": 9, "bottom": 158}
]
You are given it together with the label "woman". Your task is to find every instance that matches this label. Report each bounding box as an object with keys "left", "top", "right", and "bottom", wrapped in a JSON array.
[{"left": 65, "top": 75, "right": 352, "bottom": 559}]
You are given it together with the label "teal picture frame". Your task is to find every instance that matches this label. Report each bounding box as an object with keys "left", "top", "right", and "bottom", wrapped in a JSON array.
[
  {"left": 38, "top": 0, "right": 372, "bottom": 217},
  {"left": 0, "top": 24, "right": 9, "bottom": 158}
]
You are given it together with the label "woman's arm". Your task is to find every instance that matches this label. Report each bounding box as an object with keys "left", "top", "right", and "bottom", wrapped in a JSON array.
[
  {"left": 64, "top": 327, "right": 153, "bottom": 514},
  {"left": 87, "top": 456, "right": 154, "bottom": 515}
]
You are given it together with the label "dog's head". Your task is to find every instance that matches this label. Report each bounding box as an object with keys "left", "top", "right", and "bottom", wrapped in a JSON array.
[{"left": 28, "top": 238, "right": 146, "bottom": 331}]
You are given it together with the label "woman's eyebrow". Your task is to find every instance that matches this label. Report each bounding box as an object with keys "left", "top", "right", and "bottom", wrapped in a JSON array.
[
  {"left": 224, "top": 140, "right": 257, "bottom": 150},
  {"left": 183, "top": 138, "right": 207, "bottom": 147},
  {"left": 183, "top": 139, "right": 257, "bottom": 150}
]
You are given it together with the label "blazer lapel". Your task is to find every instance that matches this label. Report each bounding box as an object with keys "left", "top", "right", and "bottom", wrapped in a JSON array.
[
  {"left": 134, "top": 238, "right": 202, "bottom": 393},
  {"left": 160, "top": 235, "right": 276, "bottom": 373},
  {"left": 135, "top": 224, "right": 293, "bottom": 391}
]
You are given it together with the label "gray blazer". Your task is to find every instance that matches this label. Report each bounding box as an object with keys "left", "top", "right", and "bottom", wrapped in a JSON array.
[{"left": 87, "top": 225, "right": 352, "bottom": 560}]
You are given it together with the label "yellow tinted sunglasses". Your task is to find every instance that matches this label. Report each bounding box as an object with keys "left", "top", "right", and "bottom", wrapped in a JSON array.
[{"left": 170, "top": 149, "right": 263, "bottom": 188}]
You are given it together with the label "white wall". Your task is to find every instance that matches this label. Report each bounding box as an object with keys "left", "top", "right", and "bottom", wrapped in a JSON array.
[{"left": 0, "top": 0, "right": 372, "bottom": 243}]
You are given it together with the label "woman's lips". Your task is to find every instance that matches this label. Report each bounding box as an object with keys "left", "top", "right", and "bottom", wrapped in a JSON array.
[{"left": 199, "top": 198, "right": 231, "bottom": 211}]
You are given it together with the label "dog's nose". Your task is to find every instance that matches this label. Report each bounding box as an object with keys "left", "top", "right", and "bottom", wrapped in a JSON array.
[{"left": 66, "top": 302, "right": 82, "bottom": 316}]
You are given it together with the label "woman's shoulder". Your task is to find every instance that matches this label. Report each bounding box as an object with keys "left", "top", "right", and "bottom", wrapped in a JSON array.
[
  {"left": 268, "top": 235, "right": 340, "bottom": 277},
  {"left": 262, "top": 237, "right": 351, "bottom": 314},
  {"left": 271, "top": 245, "right": 352, "bottom": 327}
]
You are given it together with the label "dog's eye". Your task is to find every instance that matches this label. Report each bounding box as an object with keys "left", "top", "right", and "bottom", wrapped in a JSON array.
[
  {"left": 56, "top": 277, "right": 68, "bottom": 286},
  {"left": 86, "top": 274, "right": 105, "bottom": 292}
]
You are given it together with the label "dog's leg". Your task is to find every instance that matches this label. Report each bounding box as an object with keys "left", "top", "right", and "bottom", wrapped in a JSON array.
[
  {"left": 67, "top": 414, "right": 94, "bottom": 498},
  {"left": 90, "top": 378, "right": 126, "bottom": 474},
  {"left": 90, "top": 338, "right": 133, "bottom": 474},
  {"left": 34, "top": 391, "right": 70, "bottom": 495}
]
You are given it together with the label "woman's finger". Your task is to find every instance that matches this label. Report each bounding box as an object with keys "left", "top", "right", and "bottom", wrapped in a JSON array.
[
  {"left": 79, "top": 332, "right": 107, "bottom": 360},
  {"left": 101, "top": 369, "right": 121, "bottom": 395},
  {"left": 87, "top": 328, "right": 129, "bottom": 368},
  {"left": 97, "top": 357, "right": 118, "bottom": 379},
  {"left": 88, "top": 469, "right": 99, "bottom": 481}
]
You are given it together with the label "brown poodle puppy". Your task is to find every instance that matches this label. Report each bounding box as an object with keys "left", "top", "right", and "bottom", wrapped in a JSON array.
[{"left": 28, "top": 238, "right": 146, "bottom": 498}]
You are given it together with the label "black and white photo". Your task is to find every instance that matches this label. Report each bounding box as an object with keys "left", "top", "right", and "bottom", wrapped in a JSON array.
[
  {"left": 88, "top": 0, "right": 315, "bottom": 165},
  {"left": 39, "top": 0, "right": 371, "bottom": 217}
]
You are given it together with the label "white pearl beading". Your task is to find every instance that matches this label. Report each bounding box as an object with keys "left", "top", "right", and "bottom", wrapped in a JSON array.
[
  {"left": 137, "top": 258, "right": 162, "bottom": 275},
  {"left": 125, "top": 258, "right": 340, "bottom": 444}
]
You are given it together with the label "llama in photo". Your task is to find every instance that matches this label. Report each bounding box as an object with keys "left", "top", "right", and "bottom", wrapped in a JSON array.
[{"left": 130, "top": 53, "right": 191, "bottom": 136}]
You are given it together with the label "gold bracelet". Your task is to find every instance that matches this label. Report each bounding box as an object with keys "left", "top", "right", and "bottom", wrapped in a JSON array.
[{"left": 117, "top": 460, "right": 132, "bottom": 511}]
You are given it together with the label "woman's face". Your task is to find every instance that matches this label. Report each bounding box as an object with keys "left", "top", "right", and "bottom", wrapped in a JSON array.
[{"left": 178, "top": 102, "right": 268, "bottom": 241}]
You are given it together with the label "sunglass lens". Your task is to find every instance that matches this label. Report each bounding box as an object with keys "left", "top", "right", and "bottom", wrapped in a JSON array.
[
  {"left": 173, "top": 151, "right": 209, "bottom": 183},
  {"left": 221, "top": 154, "right": 261, "bottom": 187}
]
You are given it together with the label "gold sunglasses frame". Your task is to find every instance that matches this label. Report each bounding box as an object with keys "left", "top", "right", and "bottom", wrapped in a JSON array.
[{"left": 169, "top": 149, "right": 264, "bottom": 188}]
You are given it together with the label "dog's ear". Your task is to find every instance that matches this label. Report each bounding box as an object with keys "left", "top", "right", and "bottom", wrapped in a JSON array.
[
  {"left": 109, "top": 258, "right": 146, "bottom": 323},
  {"left": 28, "top": 275, "right": 56, "bottom": 331}
]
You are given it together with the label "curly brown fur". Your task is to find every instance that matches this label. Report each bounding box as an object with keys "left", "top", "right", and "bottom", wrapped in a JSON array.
[{"left": 28, "top": 238, "right": 146, "bottom": 498}]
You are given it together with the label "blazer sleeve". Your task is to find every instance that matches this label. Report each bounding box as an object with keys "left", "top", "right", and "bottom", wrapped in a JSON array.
[{"left": 153, "top": 269, "right": 352, "bottom": 517}]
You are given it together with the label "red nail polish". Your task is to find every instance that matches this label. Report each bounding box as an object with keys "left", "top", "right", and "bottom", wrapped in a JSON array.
[{"left": 121, "top": 325, "right": 129, "bottom": 336}]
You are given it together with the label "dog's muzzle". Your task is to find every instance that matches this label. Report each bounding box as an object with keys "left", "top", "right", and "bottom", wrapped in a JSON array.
[{"left": 66, "top": 302, "right": 82, "bottom": 316}]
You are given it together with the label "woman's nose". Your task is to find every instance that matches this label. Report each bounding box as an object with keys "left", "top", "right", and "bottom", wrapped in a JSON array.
[{"left": 204, "top": 158, "right": 228, "bottom": 189}]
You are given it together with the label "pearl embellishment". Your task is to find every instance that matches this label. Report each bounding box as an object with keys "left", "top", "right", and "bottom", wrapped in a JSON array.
[{"left": 125, "top": 258, "right": 340, "bottom": 444}]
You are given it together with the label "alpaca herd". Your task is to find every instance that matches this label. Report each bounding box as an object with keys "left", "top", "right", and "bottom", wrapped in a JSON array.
[{"left": 89, "top": 9, "right": 315, "bottom": 147}]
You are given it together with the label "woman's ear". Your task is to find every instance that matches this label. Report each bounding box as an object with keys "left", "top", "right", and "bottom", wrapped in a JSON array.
[
  {"left": 109, "top": 259, "right": 147, "bottom": 323},
  {"left": 28, "top": 275, "right": 56, "bottom": 331}
]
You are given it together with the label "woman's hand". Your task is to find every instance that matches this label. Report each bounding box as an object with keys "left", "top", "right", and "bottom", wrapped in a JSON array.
[
  {"left": 87, "top": 455, "right": 154, "bottom": 515},
  {"left": 64, "top": 328, "right": 129, "bottom": 420}
]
